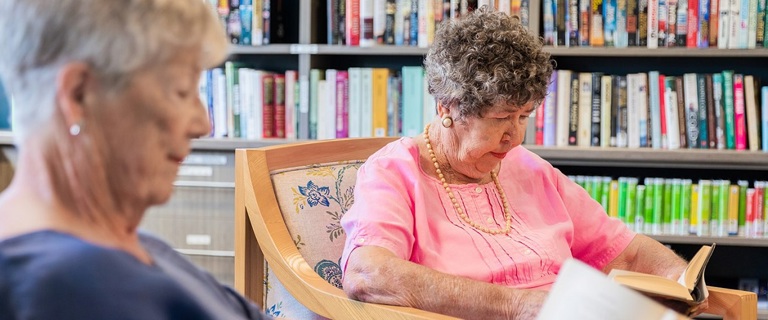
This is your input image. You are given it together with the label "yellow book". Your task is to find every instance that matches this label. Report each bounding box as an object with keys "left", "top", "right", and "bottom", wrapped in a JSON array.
[
  {"left": 689, "top": 184, "right": 699, "bottom": 236},
  {"left": 728, "top": 185, "right": 740, "bottom": 236},
  {"left": 371, "top": 68, "right": 389, "bottom": 137},
  {"left": 608, "top": 180, "right": 619, "bottom": 218}
]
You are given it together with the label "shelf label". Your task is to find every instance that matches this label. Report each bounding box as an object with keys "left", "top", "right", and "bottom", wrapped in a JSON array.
[
  {"left": 183, "top": 154, "right": 228, "bottom": 165},
  {"left": 186, "top": 234, "right": 212, "bottom": 246},
  {"left": 178, "top": 165, "right": 214, "bottom": 177},
  {"left": 290, "top": 44, "right": 319, "bottom": 54}
]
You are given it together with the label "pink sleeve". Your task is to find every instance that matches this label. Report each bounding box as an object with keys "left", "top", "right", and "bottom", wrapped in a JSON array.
[
  {"left": 556, "top": 171, "right": 636, "bottom": 270},
  {"left": 339, "top": 156, "right": 416, "bottom": 273}
]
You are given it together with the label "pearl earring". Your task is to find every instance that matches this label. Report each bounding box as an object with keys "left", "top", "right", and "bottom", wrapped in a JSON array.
[
  {"left": 69, "top": 123, "right": 81, "bottom": 136},
  {"left": 441, "top": 116, "right": 453, "bottom": 128}
]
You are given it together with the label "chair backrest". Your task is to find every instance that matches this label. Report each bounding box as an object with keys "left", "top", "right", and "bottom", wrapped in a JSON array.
[{"left": 234, "top": 138, "right": 458, "bottom": 320}]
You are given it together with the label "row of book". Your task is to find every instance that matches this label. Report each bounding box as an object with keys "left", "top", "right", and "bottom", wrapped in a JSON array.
[
  {"left": 327, "top": 0, "right": 531, "bottom": 46},
  {"left": 210, "top": 0, "right": 289, "bottom": 46},
  {"left": 524, "top": 69, "right": 768, "bottom": 151},
  {"left": 571, "top": 175, "right": 768, "bottom": 238},
  {"left": 543, "top": 0, "right": 768, "bottom": 49},
  {"left": 198, "top": 64, "right": 437, "bottom": 140}
]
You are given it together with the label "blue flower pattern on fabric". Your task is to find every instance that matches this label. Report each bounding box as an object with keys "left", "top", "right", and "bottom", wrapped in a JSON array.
[
  {"left": 298, "top": 181, "right": 331, "bottom": 207},
  {"left": 266, "top": 301, "right": 283, "bottom": 317},
  {"left": 314, "top": 259, "right": 343, "bottom": 289}
]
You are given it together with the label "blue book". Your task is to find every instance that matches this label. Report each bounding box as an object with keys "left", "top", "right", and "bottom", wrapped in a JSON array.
[
  {"left": 0, "top": 81, "right": 10, "bottom": 130},
  {"left": 400, "top": 66, "right": 423, "bottom": 137},
  {"left": 762, "top": 86, "right": 768, "bottom": 151}
]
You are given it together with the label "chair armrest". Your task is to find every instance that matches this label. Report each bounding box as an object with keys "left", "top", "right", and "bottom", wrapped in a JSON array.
[{"left": 704, "top": 286, "right": 757, "bottom": 320}]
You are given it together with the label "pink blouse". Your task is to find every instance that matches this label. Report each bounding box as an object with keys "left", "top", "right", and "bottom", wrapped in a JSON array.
[{"left": 340, "top": 138, "right": 635, "bottom": 290}]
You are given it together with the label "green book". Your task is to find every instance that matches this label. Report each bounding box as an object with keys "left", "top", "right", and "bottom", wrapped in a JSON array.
[
  {"left": 662, "top": 179, "right": 673, "bottom": 234},
  {"left": 644, "top": 178, "right": 655, "bottom": 234},
  {"left": 618, "top": 177, "right": 628, "bottom": 223},
  {"left": 716, "top": 180, "right": 730, "bottom": 237},
  {"left": 670, "top": 179, "right": 682, "bottom": 236},
  {"left": 680, "top": 179, "right": 693, "bottom": 235},
  {"left": 225, "top": 61, "right": 247, "bottom": 138},
  {"left": 626, "top": 178, "right": 638, "bottom": 231},
  {"left": 697, "top": 180, "right": 713, "bottom": 236},
  {"left": 636, "top": 185, "right": 646, "bottom": 233},
  {"left": 652, "top": 178, "right": 664, "bottom": 235},
  {"left": 738, "top": 180, "right": 749, "bottom": 236},
  {"left": 722, "top": 70, "right": 735, "bottom": 149},
  {"left": 600, "top": 177, "right": 612, "bottom": 210}
]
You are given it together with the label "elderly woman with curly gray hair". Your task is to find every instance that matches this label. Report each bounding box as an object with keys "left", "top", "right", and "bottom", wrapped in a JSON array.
[
  {"left": 340, "top": 7, "right": 704, "bottom": 319},
  {"left": 0, "top": 1, "right": 271, "bottom": 319}
]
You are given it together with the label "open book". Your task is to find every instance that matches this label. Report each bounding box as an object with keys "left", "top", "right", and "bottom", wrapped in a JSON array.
[
  {"left": 538, "top": 259, "right": 687, "bottom": 320},
  {"left": 608, "top": 244, "right": 715, "bottom": 306}
]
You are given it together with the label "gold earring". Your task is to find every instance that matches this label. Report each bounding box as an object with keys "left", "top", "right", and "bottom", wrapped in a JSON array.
[{"left": 441, "top": 116, "right": 453, "bottom": 128}]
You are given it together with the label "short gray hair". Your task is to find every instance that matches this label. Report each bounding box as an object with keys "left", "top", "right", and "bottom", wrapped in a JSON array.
[
  {"left": 424, "top": 7, "right": 553, "bottom": 119},
  {"left": 0, "top": 0, "right": 228, "bottom": 142}
]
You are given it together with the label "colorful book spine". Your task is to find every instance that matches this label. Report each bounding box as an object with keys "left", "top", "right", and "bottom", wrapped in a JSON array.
[
  {"left": 609, "top": 179, "right": 620, "bottom": 218},
  {"left": 699, "top": 0, "right": 710, "bottom": 47},
  {"left": 718, "top": 0, "right": 731, "bottom": 48},
  {"left": 713, "top": 73, "right": 725, "bottom": 149},
  {"left": 733, "top": 74, "right": 747, "bottom": 150},
  {"left": 670, "top": 178, "right": 682, "bottom": 234},
  {"left": 556, "top": 70, "right": 573, "bottom": 146},
  {"left": 618, "top": 177, "right": 628, "bottom": 222},
  {"left": 627, "top": 178, "right": 638, "bottom": 230},
  {"left": 284, "top": 70, "right": 297, "bottom": 139},
  {"left": 605, "top": 0, "right": 618, "bottom": 46},
  {"left": 644, "top": 177, "right": 655, "bottom": 234},
  {"left": 636, "top": 184, "right": 646, "bottom": 233},
  {"left": 544, "top": 72, "right": 559, "bottom": 146},
  {"left": 371, "top": 68, "right": 389, "bottom": 137},
  {"left": 400, "top": 66, "right": 423, "bottom": 137},
  {"left": 687, "top": 0, "right": 700, "bottom": 48},
  {"left": 683, "top": 73, "right": 700, "bottom": 148},
  {"left": 728, "top": 184, "right": 740, "bottom": 235},
  {"left": 590, "top": 72, "right": 603, "bottom": 146},
  {"left": 677, "top": 0, "right": 689, "bottom": 46},
  {"left": 648, "top": 71, "right": 663, "bottom": 148},
  {"left": 738, "top": 180, "right": 748, "bottom": 236},
  {"left": 744, "top": 75, "right": 759, "bottom": 151},
  {"left": 697, "top": 74, "right": 709, "bottom": 148},
  {"left": 274, "top": 74, "right": 287, "bottom": 138},
  {"left": 600, "top": 75, "right": 613, "bottom": 147},
  {"left": 681, "top": 179, "right": 693, "bottom": 235},
  {"left": 336, "top": 71, "right": 350, "bottom": 138},
  {"left": 652, "top": 177, "right": 664, "bottom": 234},
  {"left": 762, "top": 86, "right": 768, "bottom": 151},
  {"left": 662, "top": 178, "right": 673, "bottom": 234},
  {"left": 689, "top": 183, "right": 700, "bottom": 235},
  {"left": 722, "top": 70, "right": 736, "bottom": 148},
  {"left": 348, "top": 67, "right": 363, "bottom": 138},
  {"left": 627, "top": 0, "right": 639, "bottom": 46}
]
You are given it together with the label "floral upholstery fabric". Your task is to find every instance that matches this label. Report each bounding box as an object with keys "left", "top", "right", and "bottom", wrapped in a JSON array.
[{"left": 263, "top": 161, "right": 363, "bottom": 319}]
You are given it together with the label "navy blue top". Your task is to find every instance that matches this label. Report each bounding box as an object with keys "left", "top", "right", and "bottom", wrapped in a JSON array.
[{"left": 0, "top": 230, "right": 271, "bottom": 320}]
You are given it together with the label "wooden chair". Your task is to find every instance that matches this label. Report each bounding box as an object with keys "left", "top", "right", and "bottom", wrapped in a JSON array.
[{"left": 234, "top": 138, "right": 757, "bottom": 320}]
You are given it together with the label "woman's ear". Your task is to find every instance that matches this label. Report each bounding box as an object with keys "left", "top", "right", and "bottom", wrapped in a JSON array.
[
  {"left": 436, "top": 101, "right": 451, "bottom": 118},
  {"left": 55, "top": 62, "right": 93, "bottom": 129}
]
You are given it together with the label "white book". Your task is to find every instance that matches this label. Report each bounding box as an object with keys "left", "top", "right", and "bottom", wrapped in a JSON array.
[
  {"left": 360, "top": 0, "right": 376, "bottom": 47},
  {"left": 498, "top": 0, "right": 511, "bottom": 14},
  {"left": 600, "top": 75, "right": 613, "bottom": 148},
  {"left": 284, "top": 70, "right": 297, "bottom": 139},
  {"left": 744, "top": 75, "right": 759, "bottom": 151},
  {"left": 374, "top": 0, "right": 387, "bottom": 45},
  {"left": 556, "top": 70, "right": 573, "bottom": 147},
  {"left": 213, "top": 69, "right": 228, "bottom": 138},
  {"left": 418, "top": 0, "right": 434, "bottom": 48},
  {"left": 324, "top": 69, "right": 338, "bottom": 140},
  {"left": 727, "top": 0, "right": 741, "bottom": 48},
  {"left": 627, "top": 74, "right": 640, "bottom": 148},
  {"left": 360, "top": 68, "right": 374, "bottom": 137},
  {"left": 394, "top": 0, "right": 406, "bottom": 45},
  {"left": 348, "top": 68, "right": 363, "bottom": 138},
  {"left": 636, "top": 74, "right": 649, "bottom": 148},
  {"left": 664, "top": 82, "right": 681, "bottom": 149},
  {"left": 316, "top": 79, "right": 329, "bottom": 139},
  {"left": 683, "top": 73, "right": 700, "bottom": 148},
  {"left": 648, "top": 71, "right": 662, "bottom": 149},
  {"left": 738, "top": 0, "right": 749, "bottom": 48},
  {"left": 577, "top": 73, "right": 592, "bottom": 147},
  {"left": 718, "top": 0, "right": 730, "bottom": 48},
  {"left": 647, "top": 0, "right": 659, "bottom": 48}
]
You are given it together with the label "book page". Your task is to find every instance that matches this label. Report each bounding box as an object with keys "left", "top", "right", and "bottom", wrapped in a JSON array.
[
  {"left": 538, "top": 259, "right": 688, "bottom": 320},
  {"left": 677, "top": 244, "right": 715, "bottom": 291},
  {"left": 609, "top": 269, "right": 693, "bottom": 301}
]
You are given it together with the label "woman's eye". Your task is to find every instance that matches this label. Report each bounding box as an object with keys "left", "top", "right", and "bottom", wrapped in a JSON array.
[{"left": 177, "top": 90, "right": 191, "bottom": 99}]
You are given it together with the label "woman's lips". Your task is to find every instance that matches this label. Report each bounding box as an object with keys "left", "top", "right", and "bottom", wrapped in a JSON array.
[{"left": 490, "top": 152, "right": 507, "bottom": 159}]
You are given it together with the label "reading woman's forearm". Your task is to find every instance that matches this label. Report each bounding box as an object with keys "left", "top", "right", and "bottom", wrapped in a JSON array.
[{"left": 603, "top": 234, "right": 687, "bottom": 280}]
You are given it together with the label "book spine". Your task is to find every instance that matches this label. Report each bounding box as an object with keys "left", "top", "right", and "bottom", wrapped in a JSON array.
[
  {"left": 667, "top": 0, "right": 678, "bottom": 46},
  {"left": 386, "top": 72, "right": 400, "bottom": 136},
  {"left": 578, "top": 73, "right": 593, "bottom": 147},
  {"left": 262, "top": 0, "right": 271, "bottom": 45},
  {"left": 757, "top": 0, "right": 767, "bottom": 46},
  {"left": 748, "top": 0, "right": 758, "bottom": 48},
  {"left": 544, "top": 72, "right": 559, "bottom": 146},
  {"left": 733, "top": 73, "right": 746, "bottom": 150},
  {"left": 718, "top": 0, "right": 730, "bottom": 48},
  {"left": 744, "top": 75, "right": 759, "bottom": 151},
  {"left": 697, "top": 179, "right": 713, "bottom": 236},
  {"left": 627, "top": 74, "right": 639, "bottom": 147},
  {"left": 309, "top": 69, "right": 323, "bottom": 139},
  {"left": 616, "top": 0, "right": 629, "bottom": 47},
  {"left": 336, "top": 70, "right": 350, "bottom": 138},
  {"left": 579, "top": 0, "right": 592, "bottom": 46},
  {"left": 635, "top": 184, "right": 646, "bottom": 232},
  {"left": 409, "top": 0, "right": 419, "bottom": 46},
  {"left": 712, "top": 73, "right": 725, "bottom": 149},
  {"left": 262, "top": 73, "right": 275, "bottom": 138},
  {"left": 706, "top": 74, "right": 718, "bottom": 149},
  {"left": 680, "top": 179, "right": 693, "bottom": 235},
  {"left": 569, "top": 0, "right": 581, "bottom": 46},
  {"left": 762, "top": 86, "right": 768, "bottom": 151},
  {"left": 652, "top": 178, "right": 664, "bottom": 235},
  {"left": 728, "top": 184, "right": 740, "bottom": 235},
  {"left": 400, "top": 66, "right": 423, "bottom": 137},
  {"left": 569, "top": 74, "right": 581, "bottom": 145},
  {"left": 372, "top": 68, "right": 389, "bottom": 137},
  {"left": 274, "top": 74, "right": 286, "bottom": 138},
  {"left": 674, "top": 76, "right": 687, "bottom": 148},
  {"left": 609, "top": 180, "right": 620, "bottom": 218},
  {"left": 360, "top": 0, "right": 375, "bottom": 47},
  {"left": 617, "top": 75, "right": 629, "bottom": 147},
  {"left": 639, "top": 0, "right": 648, "bottom": 46},
  {"left": 649, "top": 71, "right": 663, "bottom": 148},
  {"left": 722, "top": 70, "right": 735, "bottom": 148},
  {"left": 558, "top": 0, "right": 569, "bottom": 46},
  {"left": 677, "top": 0, "right": 689, "bottom": 46},
  {"left": 591, "top": 0, "right": 606, "bottom": 46},
  {"left": 556, "top": 70, "right": 573, "bottom": 146},
  {"left": 699, "top": 0, "right": 710, "bottom": 47},
  {"left": 284, "top": 70, "right": 297, "bottom": 139},
  {"left": 545, "top": 0, "right": 557, "bottom": 45},
  {"left": 710, "top": 0, "right": 720, "bottom": 46},
  {"left": 384, "top": 0, "right": 397, "bottom": 44},
  {"left": 683, "top": 73, "right": 700, "bottom": 148},
  {"left": 328, "top": 0, "right": 340, "bottom": 44},
  {"left": 738, "top": 180, "right": 748, "bottom": 236},
  {"left": 638, "top": 74, "right": 649, "bottom": 148},
  {"left": 664, "top": 77, "right": 680, "bottom": 149},
  {"left": 710, "top": 180, "right": 723, "bottom": 236},
  {"left": 360, "top": 68, "right": 374, "bottom": 137},
  {"left": 536, "top": 99, "right": 545, "bottom": 145},
  {"left": 347, "top": 0, "right": 361, "bottom": 46},
  {"left": 689, "top": 183, "right": 700, "bottom": 235},
  {"left": 626, "top": 178, "right": 639, "bottom": 230},
  {"left": 655, "top": 0, "right": 665, "bottom": 48},
  {"left": 687, "top": 0, "right": 700, "bottom": 48},
  {"left": 697, "top": 74, "right": 708, "bottom": 148},
  {"left": 600, "top": 75, "right": 613, "bottom": 147},
  {"left": 627, "top": 0, "right": 639, "bottom": 45},
  {"left": 590, "top": 72, "right": 603, "bottom": 146},
  {"left": 618, "top": 177, "right": 628, "bottom": 222}
]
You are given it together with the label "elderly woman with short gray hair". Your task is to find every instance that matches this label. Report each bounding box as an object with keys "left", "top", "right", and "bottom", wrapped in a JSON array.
[
  {"left": 0, "top": 1, "right": 270, "bottom": 319},
  {"left": 340, "top": 7, "right": 704, "bottom": 319}
]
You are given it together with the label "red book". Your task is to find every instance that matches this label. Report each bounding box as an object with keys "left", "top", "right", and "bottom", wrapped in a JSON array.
[
  {"left": 659, "top": 74, "right": 667, "bottom": 148},
  {"left": 273, "top": 74, "right": 286, "bottom": 138},
  {"left": 262, "top": 73, "right": 275, "bottom": 138},
  {"left": 686, "top": 0, "right": 699, "bottom": 48},
  {"left": 733, "top": 74, "right": 747, "bottom": 150},
  {"left": 346, "top": 0, "right": 360, "bottom": 46}
]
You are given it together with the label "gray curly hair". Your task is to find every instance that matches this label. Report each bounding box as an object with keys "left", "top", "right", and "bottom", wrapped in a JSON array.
[
  {"left": 0, "top": 0, "right": 228, "bottom": 143},
  {"left": 424, "top": 6, "right": 554, "bottom": 119}
]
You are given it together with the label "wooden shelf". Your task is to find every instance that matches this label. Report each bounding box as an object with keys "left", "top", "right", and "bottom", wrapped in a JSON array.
[
  {"left": 525, "top": 145, "right": 768, "bottom": 170},
  {"left": 544, "top": 46, "right": 768, "bottom": 58},
  {"left": 191, "top": 138, "right": 300, "bottom": 150},
  {"left": 648, "top": 235, "right": 768, "bottom": 248}
]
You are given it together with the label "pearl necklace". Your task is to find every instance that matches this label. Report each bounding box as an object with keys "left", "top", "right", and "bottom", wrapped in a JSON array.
[{"left": 423, "top": 124, "right": 513, "bottom": 235}]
